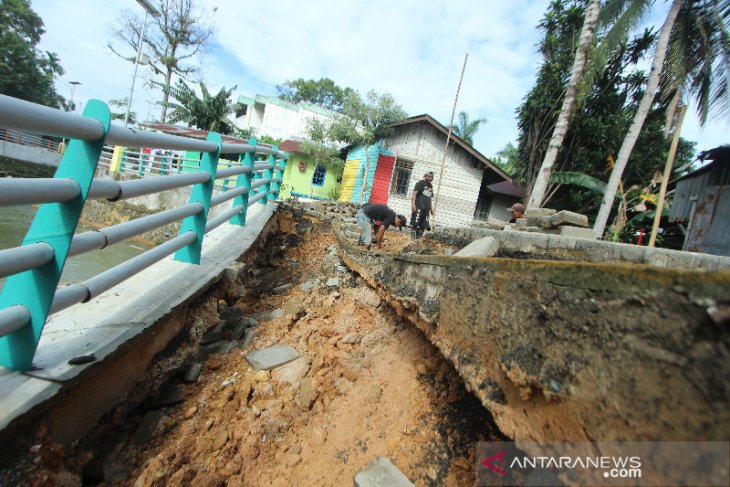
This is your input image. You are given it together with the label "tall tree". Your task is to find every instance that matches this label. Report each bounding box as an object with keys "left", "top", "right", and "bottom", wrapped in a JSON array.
[
  {"left": 0, "top": 0, "right": 65, "bottom": 107},
  {"left": 330, "top": 90, "right": 408, "bottom": 203},
  {"left": 593, "top": 0, "right": 729, "bottom": 238},
  {"left": 449, "top": 111, "right": 487, "bottom": 145},
  {"left": 276, "top": 78, "right": 356, "bottom": 113},
  {"left": 164, "top": 80, "right": 237, "bottom": 134},
  {"left": 527, "top": 0, "right": 601, "bottom": 208},
  {"left": 302, "top": 118, "right": 344, "bottom": 196},
  {"left": 109, "top": 0, "right": 214, "bottom": 123}
]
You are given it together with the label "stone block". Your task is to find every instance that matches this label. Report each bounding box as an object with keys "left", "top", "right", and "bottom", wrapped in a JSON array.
[
  {"left": 550, "top": 210, "right": 589, "bottom": 228},
  {"left": 183, "top": 361, "right": 203, "bottom": 383},
  {"left": 246, "top": 343, "right": 301, "bottom": 371},
  {"left": 326, "top": 277, "right": 342, "bottom": 288},
  {"left": 455, "top": 236, "right": 499, "bottom": 258},
  {"left": 354, "top": 456, "right": 414, "bottom": 487},
  {"left": 241, "top": 328, "right": 256, "bottom": 348},
  {"left": 559, "top": 226, "right": 595, "bottom": 239},
  {"left": 525, "top": 208, "right": 557, "bottom": 218}
]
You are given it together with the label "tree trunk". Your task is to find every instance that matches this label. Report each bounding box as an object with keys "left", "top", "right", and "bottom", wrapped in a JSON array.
[
  {"left": 593, "top": 0, "right": 683, "bottom": 238},
  {"left": 358, "top": 145, "right": 370, "bottom": 204},
  {"left": 527, "top": 0, "right": 601, "bottom": 208},
  {"left": 160, "top": 68, "right": 174, "bottom": 123}
]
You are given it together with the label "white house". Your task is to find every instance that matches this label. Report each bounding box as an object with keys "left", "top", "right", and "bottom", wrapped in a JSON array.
[{"left": 234, "top": 94, "right": 339, "bottom": 141}]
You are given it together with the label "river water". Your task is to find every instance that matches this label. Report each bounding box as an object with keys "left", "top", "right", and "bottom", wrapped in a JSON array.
[{"left": 0, "top": 205, "right": 150, "bottom": 289}]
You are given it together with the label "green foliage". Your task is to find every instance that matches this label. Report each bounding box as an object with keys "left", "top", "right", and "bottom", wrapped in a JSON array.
[
  {"left": 328, "top": 184, "right": 342, "bottom": 200},
  {"left": 276, "top": 78, "right": 356, "bottom": 113},
  {"left": 0, "top": 0, "right": 65, "bottom": 107},
  {"left": 492, "top": 142, "right": 520, "bottom": 175},
  {"left": 450, "top": 111, "right": 487, "bottom": 145},
  {"left": 302, "top": 118, "right": 344, "bottom": 170},
  {"left": 109, "top": 0, "right": 214, "bottom": 122},
  {"left": 230, "top": 127, "right": 254, "bottom": 140},
  {"left": 329, "top": 90, "right": 408, "bottom": 147},
  {"left": 514, "top": 0, "right": 696, "bottom": 218},
  {"left": 108, "top": 98, "right": 136, "bottom": 123},
  {"left": 163, "top": 80, "right": 237, "bottom": 134},
  {"left": 257, "top": 134, "right": 284, "bottom": 146}
]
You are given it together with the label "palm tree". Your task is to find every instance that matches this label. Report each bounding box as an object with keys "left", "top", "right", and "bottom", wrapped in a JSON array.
[
  {"left": 450, "top": 111, "right": 487, "bottom": 145},
  {"left": 528, "top": 0, "right": 601, "bottom": 208},
  {"left": 164, "top": 80, "right": 237, "bottom": 134},
  {"left": 593, "top": 0, "right": 729, "bottom": 238}
]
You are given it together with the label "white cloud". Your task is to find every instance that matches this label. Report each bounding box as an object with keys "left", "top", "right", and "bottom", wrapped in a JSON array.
[{"left": 32, "top": 0, "right": 727, "bottom": 160}]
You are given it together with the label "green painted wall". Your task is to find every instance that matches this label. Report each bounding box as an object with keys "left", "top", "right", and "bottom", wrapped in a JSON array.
[{"left": 280, "top": 151, "right": 343, "bottom": 200}]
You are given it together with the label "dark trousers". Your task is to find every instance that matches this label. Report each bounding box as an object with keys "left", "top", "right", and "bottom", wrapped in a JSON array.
[{"left": 410, "top": 208, "right": 429, "bottom": 238}]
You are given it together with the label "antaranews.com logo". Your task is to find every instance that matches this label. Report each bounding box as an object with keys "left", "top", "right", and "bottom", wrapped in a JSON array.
[{"left": 475, "top": 441, "right": 729, "bottom": 487}]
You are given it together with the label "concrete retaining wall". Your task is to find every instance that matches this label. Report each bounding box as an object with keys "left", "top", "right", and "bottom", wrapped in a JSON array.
[
  {"left": 0, "top": 140, "right": 61, "bottom": 167},
  {"left": 335, "top": 224, "right": 730, "bottom": 447}
]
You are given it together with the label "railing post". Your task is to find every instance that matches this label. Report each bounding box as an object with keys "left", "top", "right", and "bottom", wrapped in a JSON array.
[
  {"left": 229, "top": 137, "right": 255, "bottom": 226},
  {"left": 261, "top": 145, "right": 277, "bottom": 204},
  {"left": 270, "top": 152, "right": 287, "bottom": 200},
  {"left": 221, "top": 158, "right": 233, "bottom": 192},
  {"left": 0, "top": 100, "right": 111, "bottom": 371},
  {"left": 174, "top": 132, "right": 221, "bottom": 264}
]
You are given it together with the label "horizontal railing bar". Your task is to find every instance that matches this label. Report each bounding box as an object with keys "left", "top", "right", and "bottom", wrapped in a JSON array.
[
  {"left": 253, "top": 162, "right": 275, "bottom": 171},
  {"left": 210, "top": 186, "right": 248, "bottom": 208},
  {"left": 68, "top": 203, "right": 203, "bottom": 257},
  {"left": 247, "top": 192, "right": 267, "bottom": 206},
  {"left": 215, "top": 166, "right": 251, "bottom": 179},
  {"left": 48, "top": 284, "right": 89, "bottom": 315},
  {"left": 0, "top": 94, "right": 105, "bottom": 141},
  {"left": 0, "top": 242, "right": 55, "bottom": 279},
  {"left": 88, "top": 179, "right": 122, "bottom": 200},
  {"left": 205, "top": 205, "right": 243, "bottom": 233},
  {"left": 0, "top": 305, "right": 32, "bottom": 339},
  {"left": 0, "top": 178, "right": 80, "bottom": 205},
  {"left": 0, "top": 95, "right": 288, "bottom": 158},
  {"left": 250, "top": 178, "right": 271, "bottom": 190},
  {"left": 83, "top": 231, "right": 196, "bottom": 301},
  {"left": 49, "top": 231, "right": 196, "bottom": 315},
  {"left": 111, "top": 172, "right": 211, "bottom": 201}
]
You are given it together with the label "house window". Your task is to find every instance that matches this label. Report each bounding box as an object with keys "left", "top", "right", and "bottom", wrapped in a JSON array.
[
  {"left": 390, "top": 159, "right": 413, "bottom": 195},
  {"left": 312, "top": 164, "right": 326, "bottom": 186}
]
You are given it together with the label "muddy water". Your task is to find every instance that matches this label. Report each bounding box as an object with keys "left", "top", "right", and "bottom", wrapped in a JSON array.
[{"left": 0, "top": 205, "right": 150, "bottom": 289}]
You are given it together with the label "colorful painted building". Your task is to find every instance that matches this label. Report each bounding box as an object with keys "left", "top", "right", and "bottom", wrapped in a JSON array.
[
  {"left": 339, "top": 114, "right": 523, "bottom": 226},
  {"left": 278, "top": 139, "right": 344, "bottom": 200}
]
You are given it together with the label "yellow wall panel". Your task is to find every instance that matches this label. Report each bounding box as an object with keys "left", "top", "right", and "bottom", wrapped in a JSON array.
[{"left": 339, "top": 159, "right": 359, "bottom": 202}]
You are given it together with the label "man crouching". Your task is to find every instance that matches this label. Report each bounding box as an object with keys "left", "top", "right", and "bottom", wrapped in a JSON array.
[{"left": 355, "top": 203, "right": 407, "bottom": 249}]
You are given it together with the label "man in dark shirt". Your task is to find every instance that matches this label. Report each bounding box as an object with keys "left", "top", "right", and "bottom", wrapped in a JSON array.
[
  {"left": 356, "top": 203, "right": 406, "bottom": 249},
  {"left": 410, "top": 171, "right": 434, "bottom": 239}
]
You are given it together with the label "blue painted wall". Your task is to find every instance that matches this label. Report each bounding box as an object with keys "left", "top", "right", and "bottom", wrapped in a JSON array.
[{"left": 344, "top": 143, "right": 392, "bottom": 204}]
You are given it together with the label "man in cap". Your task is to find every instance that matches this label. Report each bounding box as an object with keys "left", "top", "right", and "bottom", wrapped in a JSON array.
[
  {"left": 410, "top": 171, "right": 434, "bottom": 239},
  {"left": 507, "top": 202, "right": 526, "bottom": 223},
  {"left": 356, "top": 203, "right": 407, "bottom": 249}
]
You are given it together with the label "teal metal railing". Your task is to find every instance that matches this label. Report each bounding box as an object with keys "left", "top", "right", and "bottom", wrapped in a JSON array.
[{"left": 0, "top": 94, "right": 288, "bottom": 371}]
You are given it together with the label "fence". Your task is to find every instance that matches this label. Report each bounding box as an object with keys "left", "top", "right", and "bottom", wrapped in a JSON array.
[
  {"left": 0, "top": 127, "right": 62, "bottom": 152},
  {"left": 0, "top": 94, "right": 288, "bottom": 371}
]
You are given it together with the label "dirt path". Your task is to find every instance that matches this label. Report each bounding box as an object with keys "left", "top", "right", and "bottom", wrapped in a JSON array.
[{"left": 20, "top": 213, "right": 502, "bottom": 486}]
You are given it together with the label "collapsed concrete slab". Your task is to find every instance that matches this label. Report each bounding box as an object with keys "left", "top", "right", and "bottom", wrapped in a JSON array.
[{"left": 335, "top": 227, "right": 730, "bottom": 452}]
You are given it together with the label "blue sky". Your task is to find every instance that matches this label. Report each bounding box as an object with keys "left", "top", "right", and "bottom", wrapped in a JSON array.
[{"left": 33, "top": 0, "right": 728, "bottom": 159}]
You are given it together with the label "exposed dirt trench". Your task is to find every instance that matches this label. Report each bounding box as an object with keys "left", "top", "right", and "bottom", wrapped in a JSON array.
[{"left": 13, "top": 211, "right": 505, "bottom": 486}]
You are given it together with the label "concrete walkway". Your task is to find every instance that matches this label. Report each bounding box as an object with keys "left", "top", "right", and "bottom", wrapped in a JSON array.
[{"left": 0, "top": 203, "right": 275, "bottom": 435}]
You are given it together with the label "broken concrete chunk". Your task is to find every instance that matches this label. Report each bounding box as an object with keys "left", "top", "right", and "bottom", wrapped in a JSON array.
[
  {"left": 550, "top": 210, "right": 589, "bottom": 227},
  {"left": 183, "top": 361, "right": 203, "bottom": 383},
  {"left": 354, "top": 456, "right": 414, "bottom": 487},
  {"left": 454, "top": 236, "right": 499, "bottom": 258},
  {"left": 250, "top": 309, "right": 284, "bottom": 322},
  {"left": 133, "top": 411, "right": 164, "bottom": 445},
  {"left": 241, "top": 328, "right": 256, "bottom": 348},
  {"left": 229, "top": 319, "right": 249, "bottom": 341},
  {"left": 525, "top": 208, "right": 557, "bottom": 218},
  {"left": 299, "top": 279, "right": 319, "bottom": 292},
  {"left": 326, "top": 277, "right": 342, "bottom": 288},
  {"left": 559, "top": 225, "right": 596, "bottom": 239},
  {"left": 272, "top": 356, "right": 311, "bottom": 385},
  {"left": 200, "top": 330, "right": 225, "bottom": 345},
  {"left": 246, "top": 343, "right": 301, "bottom": 371}
]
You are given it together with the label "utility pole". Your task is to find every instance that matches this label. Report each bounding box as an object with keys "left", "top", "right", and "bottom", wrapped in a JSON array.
[
  {"left": 124, "top": 0, "right": 160, "bottom": 127},
  {"left": 432, "top": 53, "right": 468, "bottom": 226}
]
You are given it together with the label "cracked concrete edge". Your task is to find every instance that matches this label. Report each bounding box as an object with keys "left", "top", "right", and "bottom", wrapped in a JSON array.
[{"left": 0, "top": 203, "right": 278, "bottom": 441}]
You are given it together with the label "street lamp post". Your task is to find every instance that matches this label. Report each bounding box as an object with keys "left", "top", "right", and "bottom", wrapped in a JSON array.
[
  {"left": 124, "top": 0, "right": 160, "bottom": 127},
  {"left": 67, "top": 81, "right": 81, "bottom": 111}
]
